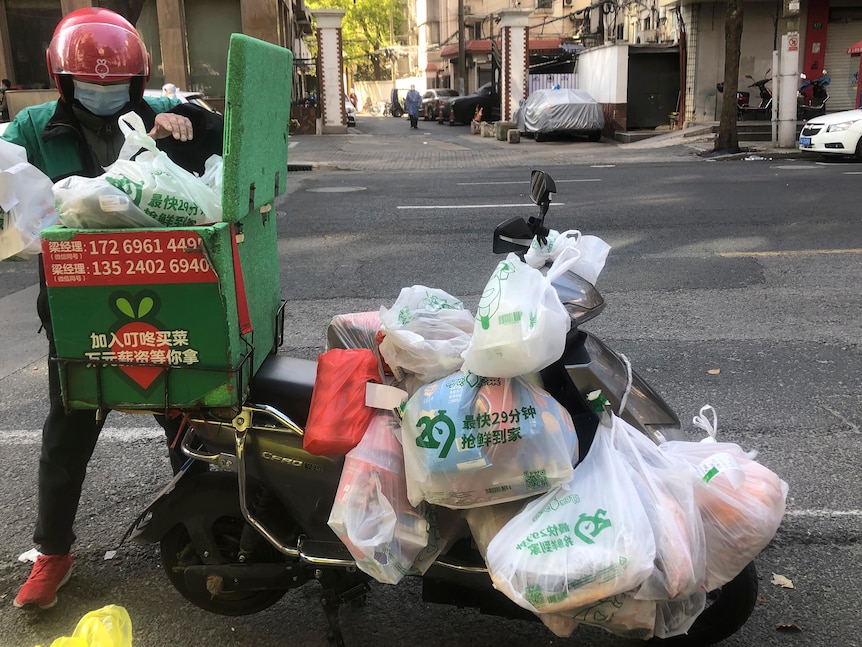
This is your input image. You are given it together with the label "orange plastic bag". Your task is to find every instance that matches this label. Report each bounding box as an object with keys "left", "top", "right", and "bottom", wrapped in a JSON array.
[{"left": 303, "top": 348, "right": 381, "bottom": 456}]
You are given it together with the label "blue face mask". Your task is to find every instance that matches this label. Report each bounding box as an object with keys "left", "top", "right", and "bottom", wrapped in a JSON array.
[{"left": 73, "top": 80, "right": 131, "bottom": 116}]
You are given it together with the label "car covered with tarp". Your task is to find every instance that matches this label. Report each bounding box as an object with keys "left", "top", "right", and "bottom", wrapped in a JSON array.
[{"left": 515, "top": 88, "right": 604, "bottom": 142}]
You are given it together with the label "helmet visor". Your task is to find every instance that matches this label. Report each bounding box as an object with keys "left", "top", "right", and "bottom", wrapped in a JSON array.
[{"left": 48, "top": 22, "right": 149, "bottom": 82}]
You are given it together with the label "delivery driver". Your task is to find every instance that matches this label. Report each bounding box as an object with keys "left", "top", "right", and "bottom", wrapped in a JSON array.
[{"left": 2, "top": 7, "right": 223, "bottom": 609}]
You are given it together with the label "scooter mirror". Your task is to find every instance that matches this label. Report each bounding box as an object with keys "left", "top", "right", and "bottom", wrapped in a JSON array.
[
  {"left": 529, "top": 170, "right": 556, "bottom": 207},
  {"left": 493, "top": 216, "right": 534, "bottom": 255}
]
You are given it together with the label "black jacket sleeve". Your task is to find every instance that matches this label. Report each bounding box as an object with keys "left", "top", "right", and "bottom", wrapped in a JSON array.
[{"left": 156, "top": 103, "right": 224, "bottom": 175}]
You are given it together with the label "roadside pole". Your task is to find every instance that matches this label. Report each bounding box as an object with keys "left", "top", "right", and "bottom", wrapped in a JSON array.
[{"left": 777, "top": 0, "right": 801, "bottom": 148}]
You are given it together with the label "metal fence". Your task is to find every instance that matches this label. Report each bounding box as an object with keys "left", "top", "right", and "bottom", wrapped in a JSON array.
[{"left": 529, "top": 73, "right": 579, "bottom": 93}]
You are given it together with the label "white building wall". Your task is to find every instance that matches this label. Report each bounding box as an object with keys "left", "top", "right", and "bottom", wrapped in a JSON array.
[{"left": 578, "top": 43, "right": 629, "bottom": 104}]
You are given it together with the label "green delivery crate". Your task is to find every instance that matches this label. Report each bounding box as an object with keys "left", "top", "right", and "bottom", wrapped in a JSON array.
[{"left": 40, "top": 35, "right": 293, "bottom": 411}]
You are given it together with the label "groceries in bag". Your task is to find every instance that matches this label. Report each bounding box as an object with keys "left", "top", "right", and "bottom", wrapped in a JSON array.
[
  {"left": 328, "top": 412, "right": 440, "bottom": 584},
  {"left": 303, "top": 348, "right": 382, "bottom": 456},
  {"left": 53, "top": 175, "right": 163, "bottom": 229},
  {"left": 0, "top": 140, "right": 58, "bottom": 261},
  {"left": 484, "top": 417, "right": 655, "bottom": 614},
  {"left": 101, "top": 111, "right": 222, "bottom": 227},
  {"left": 661, "top": 439, "right": 788, "bottom": 590},
  {"left": 525, "top": 229, "right": 611, "bottom": 285},
  {"left": 461, "top": 253, "right": 570, "bottom": 378},
  {"left": 378, "top": 286, "right": 474, "bottom": 383},
  {"left": 401, "top": 372, "right": 578, "bottom": 508},
  {"left": 607, "top": 414, "right": 707, "bottom": 600}
]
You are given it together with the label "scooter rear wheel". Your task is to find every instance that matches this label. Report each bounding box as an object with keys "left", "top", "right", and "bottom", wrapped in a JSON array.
[
  {"left": 158, "top": 475, "right": 294, "bottom": 616},
  {"left": 649, "top": 562, "right": 758, "bottom": 646}
]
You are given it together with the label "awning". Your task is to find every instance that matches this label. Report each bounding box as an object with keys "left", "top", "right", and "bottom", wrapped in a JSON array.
[{"left": 847, "top": 40, "right": 862, "bottom": 56}]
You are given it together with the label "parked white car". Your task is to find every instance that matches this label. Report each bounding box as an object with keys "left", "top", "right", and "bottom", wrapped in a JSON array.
[
  {"left": 345, "top": 96, "right": 356, "bottom": 127},
  {"left": 798, "top": 108, "right": 862, "bottom": 159}
]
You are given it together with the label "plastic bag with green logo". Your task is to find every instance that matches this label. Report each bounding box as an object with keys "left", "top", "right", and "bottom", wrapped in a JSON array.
[
  {"left": 101, "top": 112, "right": 222, "bottom": 227},
  {"left": 401, "top": 371, "right": 578, "bottom": 509},
  {"left": 38, "top": 604, "right": 132, "bottom": 647},
  {"left": 484, "top": 417, "right": 656, "bottom": 614}
]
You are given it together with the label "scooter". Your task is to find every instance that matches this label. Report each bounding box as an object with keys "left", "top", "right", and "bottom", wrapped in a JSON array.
[
  {"left": 798, "top": 72, "right": 830, "bottom": 120},
  {"left": 739, "top": 72, "right": 773, "bottom": 120},
  {"left": 127, "top": 170, "right": 758, "bottom": 646},
  {"left": 715, "top": 81, "right": 750, "bottom": 120}
]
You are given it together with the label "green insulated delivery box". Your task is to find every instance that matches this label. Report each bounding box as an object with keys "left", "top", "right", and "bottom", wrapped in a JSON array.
[{"left": 40, "top": 35, "right": 293, "bottom": 411}]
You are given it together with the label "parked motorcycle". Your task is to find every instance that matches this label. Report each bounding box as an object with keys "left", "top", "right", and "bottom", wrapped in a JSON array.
[
  {"left": 716, "top": 70, "right": 773, "bottom": 120},
  {"left": 740, "top": 72, "right": 773, "bottom": 120},
  {"left": 126, "top": 171, "right": 759, "bottom": 646},
  {"left": 798, "top": 72, "right": 830, "bottom": 120}
]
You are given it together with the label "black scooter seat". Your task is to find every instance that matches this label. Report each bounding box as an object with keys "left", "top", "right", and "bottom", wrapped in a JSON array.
[{"left": 248, "top": 354, "right": 317, "bottom": 427}]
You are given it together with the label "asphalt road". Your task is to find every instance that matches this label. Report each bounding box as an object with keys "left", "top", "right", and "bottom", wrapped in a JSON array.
[{"left": 0, "top": 148, "right": 860, "bottom": 646}]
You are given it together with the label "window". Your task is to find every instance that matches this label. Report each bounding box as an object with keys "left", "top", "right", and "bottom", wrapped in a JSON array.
[
  {"left": 185, "top": 0, "right": 242, "bottom": 97},
  {"left": 537, "top": 0, "right": 553, "bottom": 9},
  {"left": 5, "top": 0, "right": 61, "bottom": 88}
]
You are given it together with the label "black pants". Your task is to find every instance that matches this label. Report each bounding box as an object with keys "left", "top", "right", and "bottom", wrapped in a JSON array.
[
  {"left": 34, "top": 260, "right": 187, "bottom": 554},
  {"left": 409, "top": 114, "right": 418, "bottom": 128}
]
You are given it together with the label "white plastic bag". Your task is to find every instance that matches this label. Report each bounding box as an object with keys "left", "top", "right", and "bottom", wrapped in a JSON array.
[
  {"left": 0, "top": 140, "right": 58, "bottom": 260},
  {"left": 484, "top": 417, "right": 656, "bottom": 614},
  {"left": 328, "top": 412, "right": 436, "bottom": 584},
  {"left": 401, "top": 372, "right": 578, "bottom": 509},
  {"left": 661, "top": 440, "right": 788, "bottom": 590},
  {"left": 378, "top": 286, "right": 474, "bottom": 383},
  {"left": 102, "top": 112, "right": 222, "bottom": 226},
  {"left": 53, "top": 175, "right": 163, "bottom": 229},
  {"left": 525, "top": 229, "right": 611, "bottom": 285},
  {"left": 608, "top": 414, "right": 707, "bottom": 600},
  {"left": 461, "top": 253, "right": 570, "bottom": 378}
]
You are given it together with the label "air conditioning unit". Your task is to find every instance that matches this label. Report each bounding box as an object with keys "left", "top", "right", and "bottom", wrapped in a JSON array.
[
  {"left": 636, "top": 29, "right": 658, "bottom": 43},
  {"left": 563, "top": 0, "right": 573, "bottom": 6}
]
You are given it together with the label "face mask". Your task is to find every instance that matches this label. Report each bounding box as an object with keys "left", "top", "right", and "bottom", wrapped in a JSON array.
[{"left": 73, "top": 80, "right": 131, "bottom": 116}]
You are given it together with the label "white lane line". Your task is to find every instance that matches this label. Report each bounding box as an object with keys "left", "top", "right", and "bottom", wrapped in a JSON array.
[
  {"left": 719, "top": 248, "right": 862, "bottom": 258},
  {"left": 1, "top": 428, "right": 165, "bottom": 444},
  {"left": 784, "top": 509, "right": 862, "bottom": 518},
  {"left": 456, "top": 179, "right": 602, "bottom": 186},
  {"left": 397, "top": 202, "right": 567, "bottom": 210}
]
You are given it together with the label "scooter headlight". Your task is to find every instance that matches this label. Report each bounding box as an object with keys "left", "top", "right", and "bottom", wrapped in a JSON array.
[{"left": 826, "top": 120, "right": 859, "bottom": 132}]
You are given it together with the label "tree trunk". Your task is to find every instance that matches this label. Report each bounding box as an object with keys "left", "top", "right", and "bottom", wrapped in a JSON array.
[{"left": 715, "top": 0, "right": 744, "bottom": 152}]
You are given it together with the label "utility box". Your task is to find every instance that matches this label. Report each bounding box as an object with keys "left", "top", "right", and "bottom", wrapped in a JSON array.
[{"left": 40, "top": 35, "right": 293, "bottom": 412}]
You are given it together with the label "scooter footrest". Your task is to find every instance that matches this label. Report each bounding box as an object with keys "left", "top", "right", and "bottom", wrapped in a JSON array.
[{"left": 299, "top": 539, "right": 355, "bottom": 564}]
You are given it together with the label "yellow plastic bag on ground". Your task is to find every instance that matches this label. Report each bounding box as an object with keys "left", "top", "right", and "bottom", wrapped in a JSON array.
[{"left": 38, "top": 604, "right": 132, "bottom": 647}]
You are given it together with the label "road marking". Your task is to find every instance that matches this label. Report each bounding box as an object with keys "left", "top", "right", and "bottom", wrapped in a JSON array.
[
  {"left": 456, "top": 179, "right": 601, "bottom": 186},
  {"left": 719, "top": 248, "right": 862, "bottom": 258},
  {"left": 0, "top": 428, "right": 164, "bottom": 444},
  {"left": 397, "top": 202, "right": 567, "bottom": 210},
  {"left": 785, "top": 509, "right": 862, "bottom": 518}
]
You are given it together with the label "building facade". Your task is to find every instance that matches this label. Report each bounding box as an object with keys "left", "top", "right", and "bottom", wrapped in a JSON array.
[{"left": 0, "top": 0, "right": 312, "bottom": 102}]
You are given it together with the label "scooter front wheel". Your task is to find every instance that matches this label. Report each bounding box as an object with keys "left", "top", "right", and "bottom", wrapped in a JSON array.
[{"left": 650, "top": 562, "right": 758, "bottom": 646}]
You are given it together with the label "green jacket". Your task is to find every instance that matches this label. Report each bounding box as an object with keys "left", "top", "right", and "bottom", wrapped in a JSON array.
[{"left": 1, "top": 96, "right": 178, "bottom": 182}]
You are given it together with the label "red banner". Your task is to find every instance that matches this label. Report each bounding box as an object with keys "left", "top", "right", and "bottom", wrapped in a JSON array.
[{"left": 42, "top": 231, "right": 219, "bottom": 287}]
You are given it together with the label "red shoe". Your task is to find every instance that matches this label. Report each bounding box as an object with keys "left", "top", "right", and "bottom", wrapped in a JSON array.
[{"left": 13, "top": 553, "right": 72, "bottom": 609}]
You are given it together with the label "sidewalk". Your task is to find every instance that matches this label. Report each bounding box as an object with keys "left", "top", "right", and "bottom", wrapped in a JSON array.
[{"left": 286, "top": 120, "right": 808, "bottom": 173}]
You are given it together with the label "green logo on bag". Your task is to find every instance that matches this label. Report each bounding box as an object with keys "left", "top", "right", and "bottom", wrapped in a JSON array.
[
  {"left": 573, "top": 508, "right": 612, "bottom": 544},
  {"left": 415, "top": 410, "right": 456, "bottom": 458},
  {"left": 476, "top": 260, "right": 515, "bottom": 330}
]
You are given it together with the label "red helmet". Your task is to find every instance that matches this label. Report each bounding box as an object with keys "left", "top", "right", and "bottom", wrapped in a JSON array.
[{"left": 46, "top": 8, "right": 150, "bottom": 101}]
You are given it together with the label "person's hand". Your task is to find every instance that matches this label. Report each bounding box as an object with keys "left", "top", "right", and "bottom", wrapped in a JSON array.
[{"left": 148, "top": 112, "right": 193, "bottom": 141}]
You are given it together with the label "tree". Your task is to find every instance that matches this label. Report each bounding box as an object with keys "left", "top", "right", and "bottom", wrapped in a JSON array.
[
  {"left": 305, "top": 0, "right": 405, "bottom": 81},
  {"left": 715, "top": 0, "right": 743, "bottom": 152}
]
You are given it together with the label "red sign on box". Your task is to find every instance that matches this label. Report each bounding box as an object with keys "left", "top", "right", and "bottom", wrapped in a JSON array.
[{"left": 42, "top": 230, "right": 220, "bottom": 288}]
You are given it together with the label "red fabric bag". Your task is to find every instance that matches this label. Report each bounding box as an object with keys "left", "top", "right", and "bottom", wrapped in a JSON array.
[{"left": 303, "top": 348, "right": 382, "bottom": 456}]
